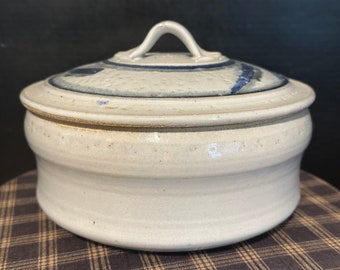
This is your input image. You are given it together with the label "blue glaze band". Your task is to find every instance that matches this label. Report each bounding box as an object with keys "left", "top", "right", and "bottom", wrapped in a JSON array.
[
  {"left": 102, "top": 59, "right": 234, "bottom": 70},
  {"left": 68, "top": 68, "right": 104, "bottom": 75},
  {"left": 230, "top": 64, "right": 255, "bottom": 94}
]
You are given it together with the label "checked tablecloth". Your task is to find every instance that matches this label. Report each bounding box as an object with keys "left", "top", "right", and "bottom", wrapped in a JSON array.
[{"left": 0, "top": 170, "right": 339, "bottom": 269}]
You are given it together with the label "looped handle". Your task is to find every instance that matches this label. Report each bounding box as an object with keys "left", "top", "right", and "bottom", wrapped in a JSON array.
[{"left": 129, "top": 21, "right": 204, "bottom": 60}]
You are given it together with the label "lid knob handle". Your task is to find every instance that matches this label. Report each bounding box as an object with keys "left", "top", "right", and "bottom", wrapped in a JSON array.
[{"left": 128, "top": 21, "right": 223, "bottom": 61}]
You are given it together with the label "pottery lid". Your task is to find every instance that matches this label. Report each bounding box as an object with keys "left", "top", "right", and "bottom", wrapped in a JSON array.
[
  {"left": 48, "top": 21, "right": 288, "bottom": 98},
  {"left": 20, "top": 21, "right": 315, "bottom": 127}
]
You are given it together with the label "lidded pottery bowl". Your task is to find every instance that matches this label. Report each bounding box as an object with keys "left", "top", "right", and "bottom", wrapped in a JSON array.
[{"left": 20, "top": 21, "right": 315, "bottom": 251}]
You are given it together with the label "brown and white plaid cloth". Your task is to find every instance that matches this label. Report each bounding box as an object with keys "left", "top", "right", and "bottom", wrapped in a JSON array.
[{"left": 0, "top": 171, "right": 339, "bottom": 270}]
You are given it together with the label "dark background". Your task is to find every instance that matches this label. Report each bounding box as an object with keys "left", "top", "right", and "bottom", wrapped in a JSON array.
[{"left": 0, "top": 0, "right": 339, "bottom": 188}]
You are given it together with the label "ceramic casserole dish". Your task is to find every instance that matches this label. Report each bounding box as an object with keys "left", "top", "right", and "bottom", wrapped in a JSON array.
[{"left": 20, "top": 21, "right": 315, "bottom": 251}]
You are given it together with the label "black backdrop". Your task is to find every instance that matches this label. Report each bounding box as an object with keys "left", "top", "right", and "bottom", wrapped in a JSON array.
[{"left": 1, "top": 0, "right": 339, "bottom": 188}]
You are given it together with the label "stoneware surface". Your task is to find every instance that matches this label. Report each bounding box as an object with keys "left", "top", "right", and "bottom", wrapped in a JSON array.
[{"left": 20, "top": 21, "right": 315, "bottom": 251}]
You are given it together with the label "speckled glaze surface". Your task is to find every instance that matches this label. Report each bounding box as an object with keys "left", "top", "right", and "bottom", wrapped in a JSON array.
[
  {"left": 20, "top": 21, "right": 315, "bottom": 251},
  {"left": 48, "top": 59, "right": 287, "bottom": 97}
]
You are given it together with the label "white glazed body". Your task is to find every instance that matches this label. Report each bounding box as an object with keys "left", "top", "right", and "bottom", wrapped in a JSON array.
[
  {"left": 20, "top": 21, "right": 315, "bottom": 251},
  {"left": 24, "top": 105, "right": 312, "bottom": 251}
]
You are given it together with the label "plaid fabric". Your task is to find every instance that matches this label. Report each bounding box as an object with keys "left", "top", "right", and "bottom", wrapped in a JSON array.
[{"left": 0, "top": 171, "right": 339, "bottom": 270}]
